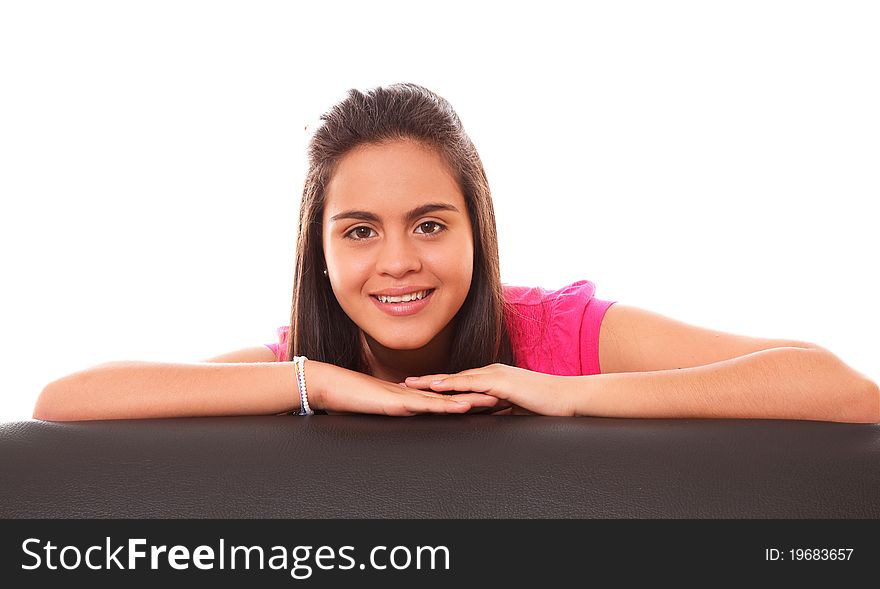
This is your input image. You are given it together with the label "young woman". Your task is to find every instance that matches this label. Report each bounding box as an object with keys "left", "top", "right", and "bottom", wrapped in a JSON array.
[{"left": 34, "top": 83, "right": 879, "bottom": 423}]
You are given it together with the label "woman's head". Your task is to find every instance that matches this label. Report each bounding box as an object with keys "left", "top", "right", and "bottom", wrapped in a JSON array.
[
  {"left": 287, "top": 83, "right": 514, "bottom": 375},
  {"left": 321, "top": 139, "right": 474, "bottom": 354}
]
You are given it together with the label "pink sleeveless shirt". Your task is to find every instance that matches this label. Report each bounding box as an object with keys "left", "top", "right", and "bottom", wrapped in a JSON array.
[{"left": 265, "top": 279, "right": 616, "bottom": 376}]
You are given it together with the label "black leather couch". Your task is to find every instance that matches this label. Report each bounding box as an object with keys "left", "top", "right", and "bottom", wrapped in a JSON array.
[{"left": 2, "top": 416, "right": 879, "bottom": 518}]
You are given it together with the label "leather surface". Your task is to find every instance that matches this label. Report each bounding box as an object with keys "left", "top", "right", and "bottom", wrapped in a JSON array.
[{"left": 2, "top": 416, "right": 878, "bottom": 518}]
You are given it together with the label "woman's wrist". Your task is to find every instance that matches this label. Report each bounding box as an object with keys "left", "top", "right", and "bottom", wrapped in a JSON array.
[{"left": 302, "top": 359, "right": 327, "bottom": 411}]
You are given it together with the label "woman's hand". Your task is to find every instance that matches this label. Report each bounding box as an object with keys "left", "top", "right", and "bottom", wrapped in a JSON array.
[
  {"left": 403, "top": 363, "right": 578, "bottom": 416},
  {"left": 305, "top": 360, "right": 504, "bottom": 416}
]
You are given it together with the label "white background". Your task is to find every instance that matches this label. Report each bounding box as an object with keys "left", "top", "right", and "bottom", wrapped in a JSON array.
[{"left": 1, "top": 0, "right": 877, "bottom": 422}]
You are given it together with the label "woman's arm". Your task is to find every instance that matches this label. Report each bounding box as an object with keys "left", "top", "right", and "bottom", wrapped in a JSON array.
[
  {"left": 570, "top": 346, "right": 879, "bottom": 423},
  {"left": 34, "top": 360, "right": 300, "bottom": 421},
  {"left": 34, "top": 358, "right": 503, "bottom": 421},
  {"left": 405, "top": 347, "right": 879, "bottom": 423},
  {"left": 582, "top": 303, "right": 879, "bottom": 422}
]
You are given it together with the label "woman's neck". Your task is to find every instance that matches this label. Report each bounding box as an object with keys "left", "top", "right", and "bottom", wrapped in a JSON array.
[{"left": 361, "top": 324, "right": 454, "bottom": 383}]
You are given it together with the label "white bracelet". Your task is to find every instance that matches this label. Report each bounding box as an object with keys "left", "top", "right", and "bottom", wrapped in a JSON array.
[{"left": 292, "top": 355, "right": 314, "bottom": 415}]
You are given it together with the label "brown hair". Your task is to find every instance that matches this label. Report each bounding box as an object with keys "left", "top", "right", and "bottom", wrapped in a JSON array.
[{"left": 285, "top": 82, "right": 515, "bottom": 374}]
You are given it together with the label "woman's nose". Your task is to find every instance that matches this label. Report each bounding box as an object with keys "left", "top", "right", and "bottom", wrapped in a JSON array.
[{"left": 374, "top": 231, "right": 421, "bottom": 276}]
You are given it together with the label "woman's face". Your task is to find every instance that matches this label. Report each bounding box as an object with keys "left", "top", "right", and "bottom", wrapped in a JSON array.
[{"left": 322, "top": 139, "right": 474, "bottom": 350}]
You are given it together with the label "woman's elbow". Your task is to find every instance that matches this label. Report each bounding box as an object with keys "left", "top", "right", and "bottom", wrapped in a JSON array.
[
  {"left": 33, "top": 385, "right": 58, "bottom": 421},
  {"left": 860, "top": 379, "right": 880, "bottom": 424},
  {"left": 838, "top": 379, "right": 880, "bottom": 424},
  {"left": 33, "top": 382, "right": 78, "bottom": 422}
]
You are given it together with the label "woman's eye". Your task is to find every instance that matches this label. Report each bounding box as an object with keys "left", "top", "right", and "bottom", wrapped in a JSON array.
[
  {"left": 416, "top": 221, "right": 446, "bottom": 236},
  {"left": 346, "top": 226, "right": 376, "bottom": 240}
]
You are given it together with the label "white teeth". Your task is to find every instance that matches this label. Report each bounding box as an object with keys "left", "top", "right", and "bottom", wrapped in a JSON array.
[{"left": 377, "top": 290, "right": 430, "bottom": 303}]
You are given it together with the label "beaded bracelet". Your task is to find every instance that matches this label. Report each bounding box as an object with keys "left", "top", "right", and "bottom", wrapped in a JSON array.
[{"left": 292, "top": 355, "right": 314, "bottom": 416}]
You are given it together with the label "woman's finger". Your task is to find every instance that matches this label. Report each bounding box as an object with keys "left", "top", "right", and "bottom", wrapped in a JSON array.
[
  {"left": 449, "top": 393, "right": 502, "bottom": 407},
  {"left": 404, "top": 374, "right": 449, "bottom": 386},
  {"left": 428, "top": 374, "right": 493, "bottom": 394},
  {"left": 405, "top": 367, "right": 490, "bottom": 387},
  {"left": 405, "top": 394, "right": 471, "bottom": 414},
  {"left": 410, "top": 389, "right": 500, "bottom": 408}
]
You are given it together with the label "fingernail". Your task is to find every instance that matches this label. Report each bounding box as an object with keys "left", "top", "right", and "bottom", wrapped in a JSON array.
[
  {"left": 405, "top": 376, "right": 419, "bottom": 381},
  {"left": 431, "top": 379, "right": 445, "bottom": 385}
]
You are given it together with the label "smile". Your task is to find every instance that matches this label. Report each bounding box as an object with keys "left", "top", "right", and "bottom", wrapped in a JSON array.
[
  {"left": 370, "top": 289, "right": 436, "bottom": 316},
  {"left": 373, "top": 289, "right": 433, "bottom": 303}
]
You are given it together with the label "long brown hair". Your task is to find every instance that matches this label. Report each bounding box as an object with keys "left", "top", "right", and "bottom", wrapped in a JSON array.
[{"left": 285, "top": 83, "right": 515, "bottom": 374}]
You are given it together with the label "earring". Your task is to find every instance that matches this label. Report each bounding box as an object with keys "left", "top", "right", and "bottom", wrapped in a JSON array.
[{"left": 323, "top": 268, "right": 328, "bottom": 277}]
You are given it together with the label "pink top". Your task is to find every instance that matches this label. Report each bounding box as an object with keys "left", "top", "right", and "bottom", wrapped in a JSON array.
[{"left": 265, "top": 279, "right": 616, "bottom": 376}]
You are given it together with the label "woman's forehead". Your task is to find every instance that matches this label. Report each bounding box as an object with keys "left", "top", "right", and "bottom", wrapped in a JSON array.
[{"left": 323, "top": 142, "right": 465, "bottom": 220}]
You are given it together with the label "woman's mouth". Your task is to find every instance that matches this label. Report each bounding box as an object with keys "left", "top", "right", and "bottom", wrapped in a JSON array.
[{"left": 370, "top": 289, "right": 436, "bottom": 316}]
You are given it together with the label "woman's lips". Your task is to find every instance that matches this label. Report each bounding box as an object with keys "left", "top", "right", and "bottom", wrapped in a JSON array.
[{"left": 370, "top": 289, "right": 435, "bottom": 316}]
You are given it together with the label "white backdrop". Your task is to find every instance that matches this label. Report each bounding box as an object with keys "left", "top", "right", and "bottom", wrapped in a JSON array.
[{"left": 1, "top": 0, "right": 877, "bottom": 422}]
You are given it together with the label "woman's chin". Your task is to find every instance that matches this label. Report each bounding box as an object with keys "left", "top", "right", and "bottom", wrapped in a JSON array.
[
  {"left": 376, "top": 337, "right": 432, "bottom": 351},
  {"left": 364, "top": 329, "right": 434, "bottom": 351}
]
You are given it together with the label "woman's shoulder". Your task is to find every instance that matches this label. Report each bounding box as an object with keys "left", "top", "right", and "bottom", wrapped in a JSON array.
[
  {"left": 501, "top": 278, "right": 603, "bottom": 339},
  {"left": 502, "top": 279, "right": 597, "bottom": 307},
  {"left": 502, "top": 279, "right": 615, "bottom": 376}
]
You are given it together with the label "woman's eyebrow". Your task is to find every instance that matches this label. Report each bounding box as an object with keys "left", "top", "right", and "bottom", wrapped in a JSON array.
[{"left": 328, "top": 202, "right": 460, "bottom": 224}]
